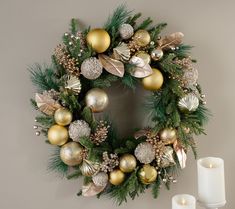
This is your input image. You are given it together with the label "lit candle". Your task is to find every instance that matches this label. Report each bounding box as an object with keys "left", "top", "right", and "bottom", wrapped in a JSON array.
[
  {"left": 197, "top": 157, "right": 226, "bottom": 208},
  {"left": 172, "top": 194, "right": 196, "bottom": 209}
]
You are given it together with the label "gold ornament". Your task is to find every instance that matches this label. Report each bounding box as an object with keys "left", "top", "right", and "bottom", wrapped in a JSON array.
[
  {"left": 60, "top": 142, "right": 83, "bottom": 166},
  {"left": 133, "top": 30, "right": 151, "bottom": 47},
  {"left": 80, "top": 159, "right": 100, "bottom": 176},
  {"left": 65, "top": 75, "right": 82, "bottom": 95},
  {"left": 159, "top": 128, "right": 177, "bottom": 145},
  {"left": 138, "top": 164, "right": 157, "bottom": 185},
  {"left": 160, "top": 146, "right": 176, "bottom": 168},
  {"left": 86, "top": 28, "right": 111, "bottom": 53},
  {"left": 178, "top": 93, "right": 199, "bottom": 112},
  {"left": 48, "top": 125, "right": 68, "bottom": 145},
  {"left": 85, "top": 88, "right": 109, "bottom": 113},
  {"left": 54, "top": 108, "right": 73, "bottom": 126},
  {"left": 135, "top": 51, "right": 151, "bottom": 64},
  {"left": 151, "top": 48, "right": 164, "bottom": 61},
  {"left": 142, "top": 68, "right": 164, "bottom": 90},
  {"left": 109, "top": 169, "right": 125, "bottom": 185},
  {"left": 119, "top": 154, "right": 137, "bottom": 173}
]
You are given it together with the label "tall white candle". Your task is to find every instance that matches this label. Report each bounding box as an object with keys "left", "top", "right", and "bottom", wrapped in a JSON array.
[
  {"left": 172, "top": 194, "right": 196, "bottom": 209},
  {"left": 197, "top": 157, "right": 226, "bottom": 208}
]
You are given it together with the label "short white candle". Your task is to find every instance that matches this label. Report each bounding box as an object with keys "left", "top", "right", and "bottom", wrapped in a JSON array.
[
  {"left": 172, "top": 194, "right": 196, "bottom": 209},
  {"left": 197, "top": 157, "right": 226, "bottom": 208}
]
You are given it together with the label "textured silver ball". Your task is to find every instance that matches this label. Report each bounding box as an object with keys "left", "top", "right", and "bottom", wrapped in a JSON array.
[
  {"left": 178, "top": 93, "right": 199, "bottom": 112},
  {"left": 68, "top": 120, "right": 91, "bottom": 142},
  {"left": 92, "top": 172, "right": 109, "bottom": 187},
  {"left": 119, "top": 24, "right": 134, "bottom": 40},
  {"left": 181, "top": 67, "right": 198, "bottom": 87},
  {"left": 81, "top": 57, "right": 103, "bottom": 80},
  {"left": 134, "top": 142, "right": 155, "bottom": 164}
]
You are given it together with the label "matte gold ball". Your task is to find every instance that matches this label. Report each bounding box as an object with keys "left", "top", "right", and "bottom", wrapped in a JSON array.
[
  {"left": 159, "top": 128, "right": 177, "bottom": 145},
  {"left": 60, "top": 142, "right": 83, "bottom": 166},
  {"left": 142, "top": 68, "right": 164, "bottom": 90},
  {"left": 138, "top": 164, "right": 157, "bottom": 185},
  {"left": 85, "top": 88, "right": 109, "bottom": 113},
  {"left": 135, "top": 51, "right": 151, "bottom": 64},
  {"left": 109, "top": 169, "right": 125, "bottom": 185},
  {"left": 119, "top": 154, "right": 137, "bottom": 173},
  {"left": 133, "top": 30, "right": 151, "bottom": 47},
  {"left": 48, "top": 125, "right": 68, "bottom": 145},
  {"left": 86, "top": 28, "right": 111, "bottom": 53},
  {"left": 54, "top": 108, "right": 73, "bottom": 126}
]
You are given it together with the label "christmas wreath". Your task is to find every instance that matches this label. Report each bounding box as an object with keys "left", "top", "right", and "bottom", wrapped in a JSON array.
[{"left": 30, "top": 6, "right": 209, "bottom": 205}]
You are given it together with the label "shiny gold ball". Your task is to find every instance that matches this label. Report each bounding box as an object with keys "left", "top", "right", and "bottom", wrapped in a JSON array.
[
  {"left": 151, "top": 48, "right": 164, "bottom": 61},
  {"left": 54, "top": 108, "right": 73, "bottom": 126},
  {"left": 109, "top": 169, "right": 125, "bottom": 185},
  {"left": 85, "top": 88, "right": 109, "bottom": 113},
  {"left": 142, "top": 68, "right": 164, "bottom": 90},
  {"left": 48, "top": 125, "right": 68, "bottom": 145},
  {"left": 60, "top": 142, "right": 83, "bottom": 166},
  {"left": 86, "top": 28, "right": 111, "bottom": 53},
  {"left": 133, "top": 30, "right": 151, "bottom": 47},
  {"left": 135, "top": 51, "right": 151, "bottom": 64},
  {"left": 119, "top": 154, "right": 137, "bottom": 173},
  {"left": 138, "top": 164, "right": 157, "bottom": 185},
  {"left": 159, "top": 128, "right": 177, "bottom": 145}
]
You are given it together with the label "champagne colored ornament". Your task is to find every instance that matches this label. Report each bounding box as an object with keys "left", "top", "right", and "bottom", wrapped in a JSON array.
[
  {"left": 129, "top": 56, "right": 152, "bottom": 78},
  {"left": 86, "top": 28, "right": 111, "bottom": 53},
  {"left": 159, "top": 128, "right": 177, "bottom": 145},
  {"left": 134, "top": 142, "right": 155, "bottom": 164},
  {"left": 181, "top": 67, "right": 198, "bottom": 87},
  {"left": 54, "top": 108, "right": 73, "bottom": 126},
  {"left": 69, "top": 120, "right": 91, "bottom": 142},
  {"left": 80, "top": 159, "right": 100, "bottom": 176},
  {"left": 82, "top": 182, "right": 106, "bottom": 197},
  {"left": 142, "top": 68, "right": 164, "bottom": 90},
  {"left": 173, "top": 140, "right": 187, "bottom": 169},
  {"left": 160, "top": 146, "right": 176, "bottom": 168},
  {"left": 85, "top": 88, "right": 109, "bottom": 113},
  {"left": 113, "top": 42, "right": 131, "bottom": 62},
  {"left": 119, "top": 23, "right": 134, "bottom": 40},
  {"left": 135, "top": 51, "right": 151, "bottom": 64},
  {"left": 60, "top": 142, "right": 83, "bottom": 166},
  {"left": 151, "top": 48, "right": 164, "bottom": 61},
  {"left": 138, "top": 164, "right": 157, "bottom": 185},
  {"left": 92, "top": 172, "right": 109, "bottom": 187},
  {"left": 81, "top": 57, "right": 103, "bottom": 80},
  {"left": 157, "top": 32, "right": 184, "bottom": 50},
  {"left": 109, "top": 169, "right": 125, "bottom": 185},
  {"left": 133, "top": 29, "right": 151, "bottom": 47},
  {"left": 178, "top": 93, "right": 199, "bottom": 112},
  {"left": 65, "top": 75, "right": 81, "bottom": 95},
  {"left": 119, "top": 154, "right": 137, "bottom": 173},
  {"left": 48, "top": 125, "right": 68, "bottom": 145}
]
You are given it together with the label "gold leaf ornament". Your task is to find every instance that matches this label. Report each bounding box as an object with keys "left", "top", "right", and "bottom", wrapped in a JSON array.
[
  {"left": 173, "top": 140, "right": 187, "bottom": 169},
  {"left": 35, "top": 92, "right": 61, "bottom": 115},
  {"left": 98, "top": 54, "right": 125, "bottom": 77},
  {"left": 158, "top": 32, "right": 184, "bottom": 50},
  {"left": 82, "top": 182, "right": 106, "bottom": 197}
]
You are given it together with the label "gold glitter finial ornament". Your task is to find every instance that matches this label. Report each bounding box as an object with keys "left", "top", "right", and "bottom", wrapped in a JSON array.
[
  {"left": 138, "top": 164, "right": 157, "bottom": 185},
  {"left": 54, "top": 108, "right": 73, "bottom": 126},
  {"left": 142, "top": 68, "right": 164, "bottom": 90},
  {"left": 133, "top": 29, "right": 151, "bottom": 47},
  {"left": 119, "top": 154, "right": 137, "bottom": 173},
  {"left": 48, "top": 125, "right": 69, "bottom": 145},
  {"left": 86, "top": 28, "right": 111, "bottom": 53},
  {"left": 109, "top": 169, "right": 125, "bottom": 185}
]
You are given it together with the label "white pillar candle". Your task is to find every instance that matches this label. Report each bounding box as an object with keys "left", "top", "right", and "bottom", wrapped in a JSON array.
[
  {"left": 172, "top": 194, "right": 196, "bottom": 209},
  {"left": 197, "top": 157, "right": 226, "bottom": 208}
]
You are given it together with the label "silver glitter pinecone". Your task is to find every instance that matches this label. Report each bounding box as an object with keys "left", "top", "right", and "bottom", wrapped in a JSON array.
[
  {"left": 178, "top": 93, "right": 199, "bottom": 112},
  {"left": 69, "top": 120, "right": 91, "bottom": 142},
  {"left": 134, "top": 142, "right": 155, "bottom": 164},
  {"left": 92, "top": 172, "right": 108, "bottom": 187},
  {"left": 119, "top": 24, "right": 134, "bottom": 40},
  {"left": 81, "top": 57, "right": 103, "bottom": 80}
]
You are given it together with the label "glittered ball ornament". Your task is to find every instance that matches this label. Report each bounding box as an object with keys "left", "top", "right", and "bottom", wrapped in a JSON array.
[
  {"left": 119, "top": 23, "right": 134, "bottom": 40},
  {"left": 86, "top": 28, "right": 111, "bottom": 53},
  {"left": 109, "top": 169, "right": 125, "bottom": 185},
  {"left": 133, "top": 29, "right": 151, "bottom": 47},
  {"left": 181, "top": 67, "right": 198, "bottom": 87},
  {"left": 178, "top": 93, "right": 199, "bottom": 112},
  {"left": 92, "top": 172, "right": 109, "bottom": 187},
  {"left": 119, "top": 154, "right": 137, "bottom": 173},
  {"left": 54, "top": 108, "right": 72, "bottom": 126},
  {"left": 60, "top": 142, "right": 83, "bottom": 166},
  {"left": 151, "top": 48, "right": 164, "bottom": 61},
  {"left": 138, "top": 164, "right": 157, "bottom": 185},
  {"left": 159, "top": 128, "right": 177, "bottom": 145},
  {"left": 134, "top": 142, "right": 155, "bottom": 164},
  {"left": 48, "top": 125, "right": 68, "bottom": 145},
  {"left": 69, "top": 120, "right": 91, "bottom": 142},
  {"left": 81, "top": 57, "right": 103, "bottom": 80},
  {"left": 85, "top": 88, "right": 109, "bottom": 113},
  {"left": 142, "top": 68, "right": 164, "bottom": 90}
]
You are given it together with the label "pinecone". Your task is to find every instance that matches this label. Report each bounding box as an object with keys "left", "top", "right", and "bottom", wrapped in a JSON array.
[
  {"left": 100, "top": 152, "right": 119, "bottom": 173},
  {"left": 90, "top": 121, "right": 110, "bottom": 145}
]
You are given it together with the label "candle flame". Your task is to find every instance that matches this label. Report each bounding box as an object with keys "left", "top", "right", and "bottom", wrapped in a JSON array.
[
  {"left": 209, "top": 163, "right": 213, "bottom": 168},
  {"left": 181, "top": 198, "right": 187, "bottom": 205}
]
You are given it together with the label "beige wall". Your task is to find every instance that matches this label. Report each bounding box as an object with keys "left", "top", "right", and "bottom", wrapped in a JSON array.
[{"left": 0, "top": 0, "right": 234, "bottom": 208}]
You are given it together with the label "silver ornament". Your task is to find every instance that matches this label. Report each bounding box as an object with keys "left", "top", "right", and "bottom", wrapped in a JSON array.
[
  {"left": 181, "top": 67, "right": 198, "bottom": 87},
  {"left": 151, "top": 48, "right": 164, "bottom": 61},
  {"left": 69, "top": 120, "right": 91, "bottom": 142},
  {"left": 35, "top": 131, "right": 41, "bottom": 136},
  {"left": 80, "top": 159, "right": 100, "bottom": 176},
  {"left": 81, "top": 57, "right": 103, "bottom": 80},
  {"left": 119, "top": 23, "right": 134, "bottom": 40},
  {"left": 92, "top": 172, "right": 109, "bottom": 187},
  {"left": 134, "top": 142, "right": 155, "bottom": 164},
  {"left": 113, "top": 42, "right": 131, "bottom": 62},
  {"left": 65, "top": 75, "right": 81, "bottom": 95},
  {"left": 178, "top": 93, "right": 199, "bottom": 112},
  {"left": 160, "top": 146, "right": 176, "bottom": 168}
]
